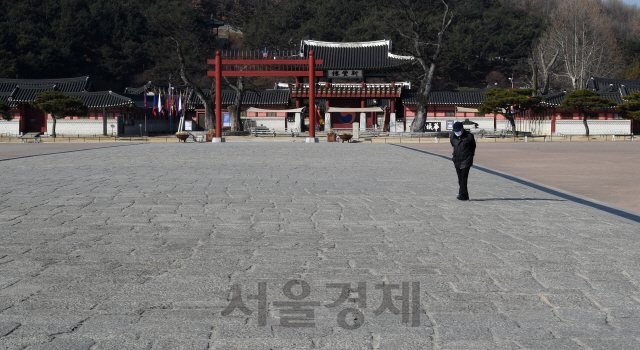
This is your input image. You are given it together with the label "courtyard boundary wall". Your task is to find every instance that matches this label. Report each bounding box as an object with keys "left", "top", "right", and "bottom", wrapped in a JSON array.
[{"left": 0, "top": 119, "right": 20, "bottom": 136}]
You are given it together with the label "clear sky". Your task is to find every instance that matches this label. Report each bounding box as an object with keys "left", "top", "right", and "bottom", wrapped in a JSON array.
[{"left": 622, "top": 0, "right": 640, "bottom": 6}]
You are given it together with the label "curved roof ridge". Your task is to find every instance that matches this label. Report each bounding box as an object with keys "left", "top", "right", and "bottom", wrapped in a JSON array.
[
  {"left": 303, "top": 39, "right": 390, "bottom": 48},
  {"left": 388, "top": 52, "right": 415, "bottom": 60},
  {"left": 0, "top": 76, "right": 90, "bottom": 83}
]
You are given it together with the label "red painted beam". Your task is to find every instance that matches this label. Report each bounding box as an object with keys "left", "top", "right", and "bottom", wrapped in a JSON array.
[
  {"left": 207, "top": 71, "right": 324, "bottom": 77},
  {"left": 207, "top": 59, "right": 323, "bottom": 65}
]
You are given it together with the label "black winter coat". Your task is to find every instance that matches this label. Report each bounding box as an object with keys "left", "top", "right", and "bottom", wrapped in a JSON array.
[{"left": 450, "top": 130, "right": 476, "bottom": 169}]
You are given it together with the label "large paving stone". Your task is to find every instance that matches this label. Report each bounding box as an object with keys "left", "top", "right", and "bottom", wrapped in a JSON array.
[{"left": 0, "top": 142, "right": 639, "bottom": 349}]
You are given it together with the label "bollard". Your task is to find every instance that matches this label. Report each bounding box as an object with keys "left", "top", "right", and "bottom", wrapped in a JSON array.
[
  {"left": 612, "top": 135, "right": 615, "bottom": 141},
  {"left": 435, "top": 137, "right": 438, "bottom": 143},
  {"left": 525, "top": 136, "right": 528, "bottom": 142},
  {"left": 544, "top": 136, "right": 547, "bottom": 142}
]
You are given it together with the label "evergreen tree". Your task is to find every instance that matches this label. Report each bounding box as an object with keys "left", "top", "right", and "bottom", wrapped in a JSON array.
[
  {"left": 0, "top": 100, "right": 10, "bottom": 121},
  {"left": 478, "top": 88, "right": 545, "bottom": 135},
  {"left": 558, "top": 89, "right": 617, "bottom": 136},
  {"left": 31, "top": 91, "right": 86, "bottom": 138},
  {"left": 618, "top": 91, "right": 640, "bottom": 120}
]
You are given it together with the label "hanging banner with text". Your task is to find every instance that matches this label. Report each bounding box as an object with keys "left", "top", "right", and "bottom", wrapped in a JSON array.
[{"left": 328, "top": 70, "right": 363, "bottom": 79}]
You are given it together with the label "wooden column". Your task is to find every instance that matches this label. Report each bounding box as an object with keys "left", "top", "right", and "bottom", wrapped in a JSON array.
[
  {"left": 215, "top": 51, "right": 222, "bottom": 139},
  {"left": 103, "top": 107, "right": 107, "bottom": 136},
  {"left": 296, "top": 77, "right": 302, "bottom": 108},
  {"left": 309, "top": 51, "right": 316, "bottom": 139}
]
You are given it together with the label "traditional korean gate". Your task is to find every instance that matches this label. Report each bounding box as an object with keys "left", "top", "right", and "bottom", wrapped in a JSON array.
[{"left": 207, "top": 50, "right": 323, "bottom": 142}]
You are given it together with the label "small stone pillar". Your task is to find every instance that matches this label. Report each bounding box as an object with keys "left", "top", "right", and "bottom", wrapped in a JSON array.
[
  {"left": 360, "top": 113, "right": 366, "bottom": 131},
  {"left": 325, "top": 113, "right": 331, "bottom": 131},
  {"left": 294, "top": 113, "right": 302, "bottom": 133},
  {"left": 389, "top": 113, "right": 397, "bottom": 132},
  {"left": 353, "top": 122, "right": 360, "bottom": 142}
]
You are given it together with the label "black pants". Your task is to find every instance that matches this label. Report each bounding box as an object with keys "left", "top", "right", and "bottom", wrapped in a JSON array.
[{"left": 456, "top": 167, "right": 470, "bottom": 196}]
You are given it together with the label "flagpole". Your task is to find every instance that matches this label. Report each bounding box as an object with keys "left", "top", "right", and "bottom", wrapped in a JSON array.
[{"left": 144, "top": 89, "right": 147, "bottom": 133}]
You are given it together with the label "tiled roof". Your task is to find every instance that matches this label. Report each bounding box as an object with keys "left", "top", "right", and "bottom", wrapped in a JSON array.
[
  {"left": 621, "top": 86, "right": 640, "bottom": 96},
  {"left": 539, "top": 92, "right": 566, "bottom": 106},
  {"left": 7, "top": 86, "right": 134, "bottom": 109},
  {"left": 588, "top": 76, "right": 640, "bottom": 93},
  {"left": 600, "top": 92, "right": 625, "bottom": 105},
  {"left": 66, "top": 92, "right": 135, "bottom": 108},
  {"left": 10, "top": 85, "right": 58, "bottom": 103},
  {"left": 402, "top": 89, "right": 488, "bottom": 106},
  {"left": 0, "top": 92, "right": 12, "bottom": 107},
  {"left": 186, "top": 89, "right": 290, "bottom": 110},
  {"left": 122, "top": 94, "right": 146, "bottom": 109},
  {"left": 542, "top": 91, "right": 621, "bottom": 107},
  {"left": 0, "top": 76, "right": 91, "bottom": 93},
  {"left": 301, "top": 39, "right": 414, "bottom": 70}
]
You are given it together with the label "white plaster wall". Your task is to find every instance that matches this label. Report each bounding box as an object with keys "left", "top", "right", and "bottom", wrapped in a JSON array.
[
  {"left": 497, "top": 120, "right": 552, "bottom": 135},
  {"left": 405, "top": 117, "right": 413, "bottom": 131},
  {"left": 46, "top": 119, "right": 118, "bottom": 136},
  {"left": 556, "top": 120, "right": 631, "bottom": 135},
  {"left": 405, "top": 117, "right": 494, "bottom": 132},
  {"left": 0, "top": 119, "right": 20, "bottom": 136}
]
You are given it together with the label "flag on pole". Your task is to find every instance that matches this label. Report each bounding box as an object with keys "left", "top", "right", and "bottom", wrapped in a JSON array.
[
  {"left": 158, "top": 89, "right": 163, "bottom": 117},
  {"left": 172, "top": 92, "right": 177, "bottom": 116},
  {"left": 152, "top": 90, "right": 157, "bottom": 116},
  {"left": 178, "top": 91, "right": 183, "bottom": 116},
  {"left": 167, "top": 92, "right": 171, "bottom": 117}
]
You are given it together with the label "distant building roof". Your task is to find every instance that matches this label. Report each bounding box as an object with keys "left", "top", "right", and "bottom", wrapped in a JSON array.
[
  {"left": 541, "top": 91, "right": 622, "bottom": 107},
  {"left": 0, "top": 76, "right": 92, "bottom": 93},
  {"left": 300, "top": 39, "right": 414, "bottom": 71},
  {"left": 124, "top": 82, "right": 167, "bottom": 95},
  {"left": 402, "top": 89, "right": 489, "bottom": 106},
  {"left": 66, "top": 92, "right": 135, "bottom": 108},
  {"left": 588, "top": 76, "right": 640, "bottom": 93},
  {"left": 10, "top": 85, "right": 58, "bottom": 104},
  {"left": 186, "top": 89, "right": 290, "bottom": 110},
  {"left": 539, "top": 92, "right": 566, "bottom": 106},
  {"left": 0, "top": 76, "right": 133, "bottom": 109}
]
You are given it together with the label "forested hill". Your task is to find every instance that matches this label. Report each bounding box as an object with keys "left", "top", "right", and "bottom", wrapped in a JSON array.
[{"left": 0, "top": 0, "right": 638, "bottom": 92}]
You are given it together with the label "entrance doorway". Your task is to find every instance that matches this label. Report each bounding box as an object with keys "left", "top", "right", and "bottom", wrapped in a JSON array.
[
  {"left": 24, "top": 107, "right": 46, "bottom": 133},
  {"left": 197, "top": 112, "right": 206, "bottom": 131}
]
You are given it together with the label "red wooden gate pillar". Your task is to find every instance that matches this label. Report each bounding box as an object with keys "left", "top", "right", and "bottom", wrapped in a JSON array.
[
  {"left": 309, "top": 51, "right": 316, "bottom": 140},
  {"left": 215, "top": 50, "right": 223, "bottom": 140}
]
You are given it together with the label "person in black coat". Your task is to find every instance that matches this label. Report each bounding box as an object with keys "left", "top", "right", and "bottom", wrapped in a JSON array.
[{"left": 450, "top": 122, "right": 476, "bottom": 200}]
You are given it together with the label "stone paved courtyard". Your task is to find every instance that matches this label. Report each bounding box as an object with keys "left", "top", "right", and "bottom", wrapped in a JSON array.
[{"left": 1, "top": 142, "right": 640, "bottom": 350}]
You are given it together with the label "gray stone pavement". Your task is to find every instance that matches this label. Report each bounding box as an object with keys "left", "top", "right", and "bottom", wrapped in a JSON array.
[{"left": 1, "top": 142, "right": 640, "bottom": 350}]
